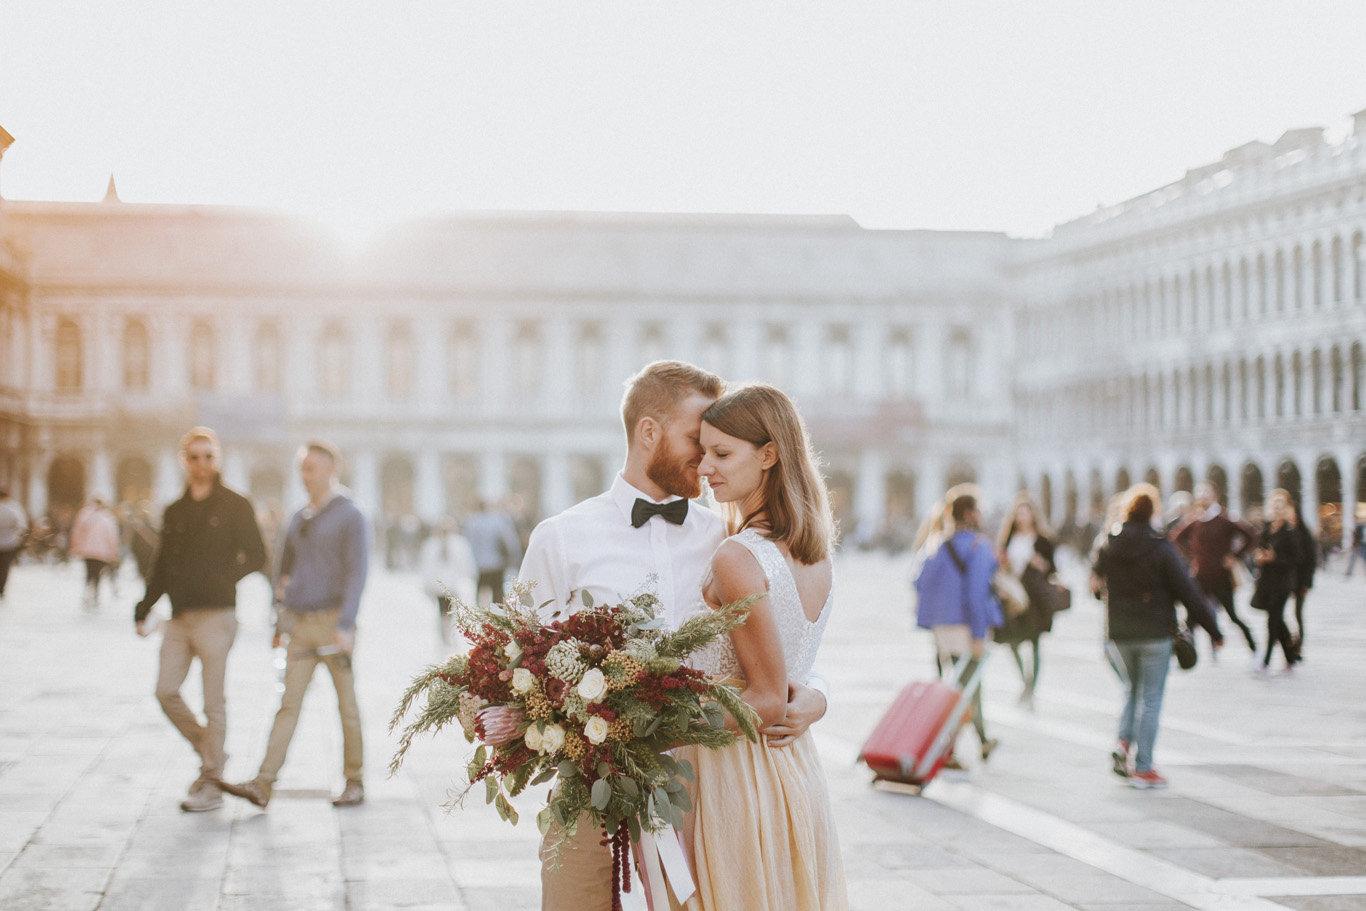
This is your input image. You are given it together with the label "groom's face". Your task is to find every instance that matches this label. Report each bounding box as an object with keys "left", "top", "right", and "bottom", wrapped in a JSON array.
[{"left": 645, "top": 392, "right": 714, "bottom": 499}]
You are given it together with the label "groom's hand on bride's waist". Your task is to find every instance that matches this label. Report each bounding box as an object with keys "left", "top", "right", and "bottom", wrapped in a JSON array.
[{"left": 762, "top": 682, "right": 828, "bottom": 747}]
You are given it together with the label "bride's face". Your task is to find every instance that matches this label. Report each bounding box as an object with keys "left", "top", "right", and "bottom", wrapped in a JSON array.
[{"left": 699, "top": 423, "right": 774, "bottom": 507}]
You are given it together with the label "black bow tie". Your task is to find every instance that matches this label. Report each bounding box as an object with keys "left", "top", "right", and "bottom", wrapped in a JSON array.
[{"left": 631, "top": 497, "right": 689, "bottom": 528}]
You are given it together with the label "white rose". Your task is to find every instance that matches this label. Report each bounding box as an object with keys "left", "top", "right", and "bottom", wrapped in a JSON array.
[
  {"left": 504, "top": 640, "right": 522, "bottom": 661},
  {"left": 541, "top": 723, "right": 566, "bottom": 754},
  {"left": 583, "top": 716, "right": 610, "bottom": 745},
  {"left": 577, "top": 667, "right": 608, "bottom": 704},
  {"left": 523, "top": 723, "right": 544, "bottom": 752},
  {"left": 511, "top": 667, "right": 535, "bottom": 694}
]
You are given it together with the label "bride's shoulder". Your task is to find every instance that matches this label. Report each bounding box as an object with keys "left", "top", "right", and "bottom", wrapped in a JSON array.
[{"left": 708, "top": 536, "right": 769, "bottom": 592}]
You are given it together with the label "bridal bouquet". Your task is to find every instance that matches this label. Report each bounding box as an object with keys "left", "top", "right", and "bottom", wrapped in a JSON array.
[{"left": 389, "top": 584, "right": 757, "bottom": 907}]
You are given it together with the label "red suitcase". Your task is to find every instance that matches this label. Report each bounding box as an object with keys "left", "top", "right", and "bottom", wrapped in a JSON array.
[{"left": 859, "top": 656, "right": 985, "bottom": 789}]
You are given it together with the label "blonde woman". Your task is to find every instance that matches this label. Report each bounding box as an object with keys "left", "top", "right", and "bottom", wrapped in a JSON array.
[
  {"left": 995, "top": 493, "right": 1059, "bottom": 707},
  {"left": 672, "top": 383, "right": 847, "bottom": 911}
]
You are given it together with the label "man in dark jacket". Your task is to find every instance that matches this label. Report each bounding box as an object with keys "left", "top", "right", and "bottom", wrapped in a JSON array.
[
  {"left": 1093, "top": 486, "right": 1222, "bottom": 790},
  {"left": 135, "top": 427, "right": 267, "bottom": 812},
  {"left": 1171, "top": 482, "right": 1258, "bottom": 653},
  {"left": 1289, "top": 501, "right": 1317, "bottom": 657}
]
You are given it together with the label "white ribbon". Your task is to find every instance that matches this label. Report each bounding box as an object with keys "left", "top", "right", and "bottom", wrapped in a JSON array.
[{"left": 630, "top": 823, "right": 696, "bottom": 910}]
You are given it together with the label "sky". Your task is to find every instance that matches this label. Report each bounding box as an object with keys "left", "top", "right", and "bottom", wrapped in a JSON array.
[{"left": 3, "top": 1, "right": 1366, "bottom": 241}]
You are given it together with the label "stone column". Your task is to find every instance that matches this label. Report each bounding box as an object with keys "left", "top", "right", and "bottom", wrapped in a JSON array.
[
  {"left": 350, "top": 448, "right": 380, "bottom": 523},
  {"left": 90, "top": 448, "right": 114, "bottom": 501},
  {"left": 155, "top": 448, "right": 182, "bottom": 506},
  {"left": 853, "top": 448, "right": 887, "bottom": 540},
  {"left": 220, "top": 449, "right": 248, "bottom": 492},
  {"left": 415, "top": 446, "right": 444, "bottom": 523},
  {"left": 479, "top": 450, "right": 507, "bottom": 504},
  {"left": 28, "top": 450, "right": 50, "bottom": 518},
  {"left": 541, "top": 449, "right": 573, "bottom": 519}
]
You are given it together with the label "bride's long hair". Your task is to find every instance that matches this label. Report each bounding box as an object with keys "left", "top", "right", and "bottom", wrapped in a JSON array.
[{"left": 701, "top": 383, "right": 835, "bottom": 565}]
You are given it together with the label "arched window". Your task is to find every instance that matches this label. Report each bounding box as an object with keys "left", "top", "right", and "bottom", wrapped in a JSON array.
[
  {"left": 1311, "top": 240, "right": 1323, "bottom": 309},
  {"left": 513, "top": 322, "right": 542, "bottom": 402},
  {"left": 1310, "top": 349, "right": 1323, "bottom": 415},
  {"left": 826, "top": 325, "right": 853, "bottom": 398},
  {"left": 1291, "top": 350, "right": 1304, "bottom": 417},
  {"left": 123, "top": 318, "right": 149, "bottom": 390},
  {"left": 386, "top": 321, "right": 414, "bottom": 400},
  {"left": 763, "top": 325, "right": 790, "bottom": 388},
  {"left": 639, "top": 322, "right": 665, "bottom": 368},
  {"left": 1330, "top": 346, "right": 1344, "bottom": 413},
  {"left": 701, "top": 324, "right": 728, "bottom": 379},
  {"left": 1331, "top": 235, "right": 1345, "bottom": 305},
  {"left": 189, "top": 320, "right": 215, "bottom": 391},
  {"left": 1274, "top": 249, "right": 1286, "bottom": 313},
  {"left": 255, "top": 322, "right": 281, "bottom": 392},
  {"left": 1274, "top": 354, "right": 1286, "bottom": 418},
  {"left": 449, "top": 322, "right": 478, "bottom": 400},
  {"left": 1353, "top": 231, "right": 1365, "bottom": 302},
  {"left": 1352, "top": 343, "right": 1364, "bottom": 412},
  {"left": 947, "top": 329, "right": 974, "bottom": 400},
  {"left": 577, "top": 323, "right": 604, "bottom": 401},
  {"left": 55, "top": 318, "right": 83, "bottom": 391},
  {"left": 885, "top": 328, "right": 913, "bottom": 399},
  {"left": 320, "top": 323, "right": 349, "bottom": 396}
]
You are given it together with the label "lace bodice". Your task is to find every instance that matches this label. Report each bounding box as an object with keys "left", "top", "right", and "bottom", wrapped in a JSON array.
[{"left": 689, "top": 529, "right": 833, "bottom": 684}]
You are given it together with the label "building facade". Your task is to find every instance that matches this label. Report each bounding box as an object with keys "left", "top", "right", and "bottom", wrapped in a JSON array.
[
  {"left": 1013, "top": 112, "right": 1366, "bottom": 542},
  {"left": 0, "top": 185, "right": 1015, "bottom": 542},
  {"left": 3, "top": 108, "right": 1365, "bottom": 546}
]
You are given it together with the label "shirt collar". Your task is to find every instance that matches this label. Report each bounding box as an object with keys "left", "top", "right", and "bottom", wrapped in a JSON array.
[
  {"left": 610, "top": 474, "right": 686, "bottom": 526},
  {"left": 1200, "top": 503, "right": 1222, "bottom": 521}
]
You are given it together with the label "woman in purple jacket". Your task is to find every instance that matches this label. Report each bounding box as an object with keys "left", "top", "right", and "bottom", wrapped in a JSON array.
[{"left": 914, "top": 488, "right": 1004, "bottom": 764}]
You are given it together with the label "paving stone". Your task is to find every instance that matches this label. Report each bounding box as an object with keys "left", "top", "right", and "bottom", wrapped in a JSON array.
[{"left": 98, "top": 876, "right": 222, "bottom": 911}]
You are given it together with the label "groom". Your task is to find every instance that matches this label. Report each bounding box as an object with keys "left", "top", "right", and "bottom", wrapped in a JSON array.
[{"left": 518, "top": 359, "right": 829, "bottom": 911}]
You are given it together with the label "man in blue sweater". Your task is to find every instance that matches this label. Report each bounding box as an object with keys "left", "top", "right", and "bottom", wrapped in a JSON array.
[{"left": 220, "top": 440, "right": 369, "bottom": 808}]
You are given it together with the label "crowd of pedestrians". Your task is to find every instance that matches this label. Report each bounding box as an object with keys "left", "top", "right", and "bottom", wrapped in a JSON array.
[{"left": 909, "top": 474, "right": 1344, "bottom": 791}]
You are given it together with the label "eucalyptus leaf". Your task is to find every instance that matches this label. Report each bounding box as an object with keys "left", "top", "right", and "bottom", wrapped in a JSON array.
[
  {"left": 497, "top": 793, "right": 519, "bottom": 825},
  {"left": 597, "top": 761, "right": 611, "bottom": 779},
  {"left": 591, "top": 778, "right": 612, "bottom": 811},
  {"left": 581, "top": 590, "right": 595, "bottom": 608},
  {"left": 531, "top": 767, "right": 557, "bottom": 786},
  {"left": 537, "top": 808, "right": 554, "bottom": 837},
  {"left": 558, "top": 759, "right": 580, "bottom": 778},
  {"left": 615, "top": 777, "right": 639, "bottom": 799},
  {"left": 678, "top": 759, "right": 695, "bottom": 782},
  {"left": 670, "top": 787, "right": 692, "bottom": 813},
  {"left": 485, "top": 776, "right": 499, "bottom": 805},
  {"left": 520, "top": 590, "right": 533, "bottom": 607}
]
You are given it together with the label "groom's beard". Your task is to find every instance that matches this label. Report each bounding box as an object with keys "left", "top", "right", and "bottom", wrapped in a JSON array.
[{"left": 646, "top": 438, "right": 702, "bottom": 500}]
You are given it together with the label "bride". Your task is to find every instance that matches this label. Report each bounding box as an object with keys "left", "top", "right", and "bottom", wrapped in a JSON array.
[{"left": 670, "top": 382, "right": 847, "bottom": 911}]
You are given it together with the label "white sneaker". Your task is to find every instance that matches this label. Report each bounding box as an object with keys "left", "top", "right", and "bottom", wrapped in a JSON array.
[{"left": 180, "top": 780, "right": 223, "bottom": 812}]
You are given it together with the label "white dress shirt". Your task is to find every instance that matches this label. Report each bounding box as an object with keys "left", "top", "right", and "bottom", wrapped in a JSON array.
[
  {"left": 519, "top": 473, "right": 830, "bottom": 697},
  {"left": 518, "top": 474, "right": 724, "bottom": 628}
]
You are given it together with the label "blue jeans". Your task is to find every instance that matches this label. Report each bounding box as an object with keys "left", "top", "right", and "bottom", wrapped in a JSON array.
[{"left": 1113, "top": 637, "right": 1171, "bottom": 773}]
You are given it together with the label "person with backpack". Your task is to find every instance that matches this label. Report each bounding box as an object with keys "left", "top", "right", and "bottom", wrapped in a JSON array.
[{"left": 913, "top": 487, "right": 1004, "bottom": 766}]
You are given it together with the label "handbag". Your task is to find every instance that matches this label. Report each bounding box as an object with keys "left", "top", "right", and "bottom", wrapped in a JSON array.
[
  {"left": 1040, "top": 575, "right": 1071, "bottom": 614},
  {"left": 992, "top": 567, "right": 1029, "bottom": 618},
  {"left": 1172, "top": 625, "right": 1198, "bottom": 670}
]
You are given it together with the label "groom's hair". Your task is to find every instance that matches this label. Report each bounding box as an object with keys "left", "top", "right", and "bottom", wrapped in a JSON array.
[{"left": 621, "top": 361, "right": 724, "bottom": 444}]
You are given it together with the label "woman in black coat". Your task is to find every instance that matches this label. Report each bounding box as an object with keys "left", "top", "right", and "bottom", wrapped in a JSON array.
[
  {"left": 1251, "top": 489, "right": 1301, "bottom": 676},
  {"left": 1092, "top": 485, "right": 1223, "bottom": 789},
  {"left": 996, "top": 494, "right": 1058, "bottom": 708}
]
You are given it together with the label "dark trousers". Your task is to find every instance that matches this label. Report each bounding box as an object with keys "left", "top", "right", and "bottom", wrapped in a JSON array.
[
  {"left": 0, "top": 547, "right": 17, "bottom": 595},
  {"left": 1198, "top": 574, "right": 1255, "bottom": 650},
  {"left": 1260, "top": 589, "right": 1297, "bottom": 668},
  {"left": 1292, "top": 588, "right": 1308, "bottom": 647}
]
